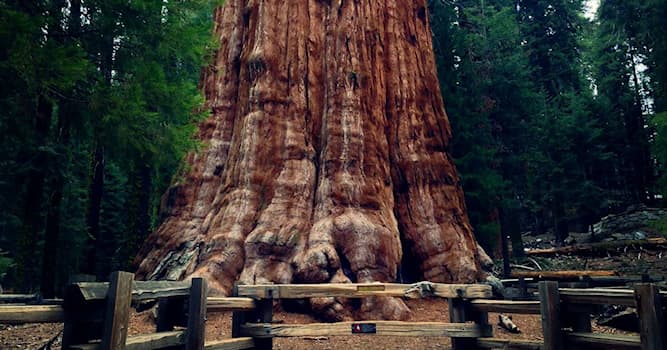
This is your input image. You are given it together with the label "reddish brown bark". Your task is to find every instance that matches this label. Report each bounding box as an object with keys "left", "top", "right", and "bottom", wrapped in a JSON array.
[{"left": 135, "top": 0, "right": 490, "bottom": 320}]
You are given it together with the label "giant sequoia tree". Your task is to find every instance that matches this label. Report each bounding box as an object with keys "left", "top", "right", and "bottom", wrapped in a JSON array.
[{"left": 135, "top": 0, "right": 490, "bottom": 319}]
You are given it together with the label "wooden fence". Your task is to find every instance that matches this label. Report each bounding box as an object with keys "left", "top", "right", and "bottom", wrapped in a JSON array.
[{"left": 1, "top": 271, "right": 666, "bottom": 350}]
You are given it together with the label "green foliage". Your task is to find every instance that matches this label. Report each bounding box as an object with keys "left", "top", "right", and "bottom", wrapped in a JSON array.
[
  {"left": 652, "top": 112, "right": 667, "bottom": 198},
  {"left": 590, "top": 0, "right": 653, "bottom": 204},
  {"left": 0, "top": 249, "right": 13, "bottom": 282},
  {"left": 430, "top": 0, "right": 542, "bottom": 253},
  {"left": 0, "top": 0, "right": 219, "bottom": 293},
  {"left": 647, "top": 217, "right": 667, "bottom": 237},
  {"left": 430, "top": 0, "right": 660, "bottom": 252}
]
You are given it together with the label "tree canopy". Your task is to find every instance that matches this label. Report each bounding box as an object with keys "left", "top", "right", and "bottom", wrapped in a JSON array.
[
  {"left": 430, "top": 0, "right": 666, "bottom": 255},
  {"left": 0, "top": 0, "right": 219, "bottom": 295}
]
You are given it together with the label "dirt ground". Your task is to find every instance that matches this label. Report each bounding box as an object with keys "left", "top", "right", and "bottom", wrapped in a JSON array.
[{"left": 1, "top": 299, "right": 547, "bottom": 350}]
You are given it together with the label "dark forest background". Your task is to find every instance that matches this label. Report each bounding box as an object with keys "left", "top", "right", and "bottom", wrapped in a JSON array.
[{"left": 0, "top": 0, "right": 666, "bottom": 296}]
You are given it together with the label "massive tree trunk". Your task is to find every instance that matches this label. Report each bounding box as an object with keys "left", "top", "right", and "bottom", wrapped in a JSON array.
[{"left": 135, "top": 0, "right": 490, "bottom": 320}]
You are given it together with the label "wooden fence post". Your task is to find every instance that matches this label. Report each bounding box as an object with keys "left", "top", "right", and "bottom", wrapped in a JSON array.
[
  {"left": 635, "top": 283, "right": 665, "bottom": 350},
  {"left": 231, "top": 284, "right": 248, "bottom": 339},
  {"left": 539, "top": 281, "right": 564, "bottom": 350},
  {"left": 100, "top": 271, "right": 134, "bottom": 350},
  {"left": 186, "top": 277, "right": 207, "bottom": 350},
  {"left": 254, "top": 293, "right": 273, "bottom": 350},
  {"left": 449, "top": 297, "right": 480, "bottom": 350},
  {"left": 469, "top": 302, "right": 490, "bottom": 350},
  {"left": 232, "top": 284, "right": 273, "bottom": 349}
]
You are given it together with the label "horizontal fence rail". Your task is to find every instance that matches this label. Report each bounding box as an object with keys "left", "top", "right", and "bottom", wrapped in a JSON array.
[
  {"left": 68, "top": 280, "right": 191, "bottom": 302},
  {"left": 0, "top": 305, "right": 65, "bottom": 323},
  {"left": 236, "top": 282, "right": 493, "bottom": 299},
  {"left": 477, "top": 337, "right": 544, "bottom": 349},
  {"left": 206, "top": 297, "right": 255, "bottom": 311},
  {"left": 240, "top": 321, "right": 486, "bottom": 338},
  {"left": 567, "top": 332, "right": 640, "bottom": 348},
  {"left": 0, "top": 297, "right": 258, "bottom": 324},
  {"left": 470, "top": 300, "right": 541, "bottom": 314},
  {"left": 69, "top": 333, "right": 256, "bottom": 350}
]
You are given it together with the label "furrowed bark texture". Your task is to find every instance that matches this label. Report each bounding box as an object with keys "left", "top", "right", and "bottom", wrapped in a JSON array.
[{"left": 135, "top": 0, "right": 489, "bottom": 320}]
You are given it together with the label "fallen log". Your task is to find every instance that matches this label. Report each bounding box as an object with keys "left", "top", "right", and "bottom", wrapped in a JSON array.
[
  {"left": 597, "top": 308, "right": 639, "bottom": 332},
  {"left": 511, "top": 270, "right": 618, "bottom": 279},
  {"left": 525, "top": 238, "right": 667, "bottom": 257}
]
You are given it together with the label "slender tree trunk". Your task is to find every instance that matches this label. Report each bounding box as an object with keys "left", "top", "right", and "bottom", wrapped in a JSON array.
[
  {"left": 41, "top": 174, "right": 63, "bottom": 298},
  {"left": 500, "top": 204, "right": 524, "bottom": 258},
  {"left": 553, "top": 199, "right": 568, "bottom": 246},
  {"left": 18, "top": 95, "right": 52, "bottom": 292},
  {"left": 85, "top": 22, "right": 113, "bottom": 278},
  {"left": 84, "top": 144, "right": 105, "bottom": 277},
  {"left": 136, "top": 0, "right": 489, "bottom": 320},
  {"left": 41, "top": 114, "right": 69, "bottom": 297},
  {"left": 131, "top": 163, "right": 153, "bottom": 255},
  {"left": 497, "top": 207, "right": 511, "bottom": 278},
  {"left": 40, "top": 101, "right": 73, "bottom": 297},
  {"left": 70, "top": 0, "right": 81, "bottom": 34},
  {"left": 40, "top": 0, "right": 81, "bottom": 298},
  {"left": 138, "top": 164, "right": 152, "bottom": 238}
]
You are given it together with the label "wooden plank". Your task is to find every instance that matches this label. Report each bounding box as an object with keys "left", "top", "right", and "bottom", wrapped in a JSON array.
[
  {"left": 559, "top": 288, "right": 636, "bottom": 307},
  {"left": 241, "top": 321, "right": 483, "bottom": 338},
  {"left": 477, "top": 337, "right": 543, "bottom": 349},
  {"left": 470, "top": 300, "right": 541, "bottom": 314},
  {"left": 539, "top": 281, "right": 564, "bottom": 350},
  {"left": 236, "top": 283, "right": 492, "bottom": 299},
  {"left": 635, "top": 284, "right": 665, "bottom": 350},
  {"left": 126, "top": 331, "right": 186, "bottom": 350},
  {"left": 186, "top": 278, "right": 207, "bottom": 350},
  {"left": 567, "top": 332, "right": 640, "bottom": 349},
  {"left": 70, "top": 331, "right": 186, "bottom": 350},
  {"left": 207, "top": 297, "right": 255, "bottom": 311},
  {"left": 511, "top": 270, "right": 617, "bottom": 279},
  {"left": 0, "top": 305, "right": 64, "bottom": 323},
  {"left": 0, "top": 294, "right": 39, "bottom": 304},
  {"left": 501, "top": 278, "right": 537, "bottom": 284},
  {"left": 101, "top": 271, "right": 134, "bottom": 350},
  {"left": 72, "top": 280, "right": 191, "bottom": 302},
  {"left": 205, "top": 338, "right": 255, "bottom": 350}
]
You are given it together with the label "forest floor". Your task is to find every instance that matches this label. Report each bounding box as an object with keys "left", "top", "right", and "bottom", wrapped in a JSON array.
[
  {"left": 0, "top": 293, "right": 638, "bottom": 349},
  {"left": 520, "top": 230, "right": 667, "bottom": 276}
]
